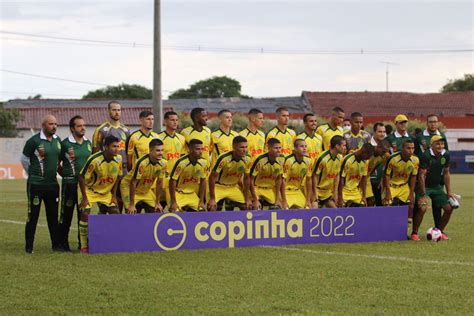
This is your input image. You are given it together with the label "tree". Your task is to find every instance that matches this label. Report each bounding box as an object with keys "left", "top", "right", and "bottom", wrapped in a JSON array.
[
  {"left": 27, "top": 94, "right": 42, "bottom": 100},
  {"left": 169, "top": 76, "right": 248, "bottom": 99},
  {"left": 0, "top": 105, "right": 22, "bottom": 137},
  {"left": 441, "top": 74, "right": 474, "bottom": 92},
  {"left": 83, "top": 83, "right": 152, "bottom": 99}
]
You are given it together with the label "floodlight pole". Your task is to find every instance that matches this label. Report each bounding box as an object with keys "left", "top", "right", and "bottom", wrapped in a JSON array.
[
  {"left": 152, "top": 0, "right": 163, "bottom": 131},
  {"left": 380, "top": 61, "right": 399, "bottom": 92}
]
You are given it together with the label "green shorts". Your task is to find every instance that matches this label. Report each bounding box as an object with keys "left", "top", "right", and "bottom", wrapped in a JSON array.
[{"left": 416, "top": 185, "right": 448, "bottom": 207}]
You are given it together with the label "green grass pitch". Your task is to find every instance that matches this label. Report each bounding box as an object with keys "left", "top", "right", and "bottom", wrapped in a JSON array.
[{"left": 0, "top": 175, "right": 473, "bottom": 314}]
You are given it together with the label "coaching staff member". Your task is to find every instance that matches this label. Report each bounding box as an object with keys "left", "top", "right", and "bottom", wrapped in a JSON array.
[{"left": 21, "top": 115, "right": 62, "bottom": 253}]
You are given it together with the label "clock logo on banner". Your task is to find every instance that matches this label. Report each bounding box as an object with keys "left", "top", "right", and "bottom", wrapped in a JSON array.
[{"left": 153, "top": 213, "right": 187, "bottom": 251}]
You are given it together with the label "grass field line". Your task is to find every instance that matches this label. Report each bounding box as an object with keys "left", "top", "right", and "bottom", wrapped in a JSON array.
[
  {"left": 264, "top": 245, "right": 474, "bottom": 267},
  {"left": 0, "top": 219, "right": 77, "bottom": 230}
]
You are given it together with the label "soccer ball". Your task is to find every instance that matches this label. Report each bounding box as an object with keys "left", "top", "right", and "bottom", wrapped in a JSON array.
[{"left": 426, "top": 227, "right": 442, "bottom": 242}]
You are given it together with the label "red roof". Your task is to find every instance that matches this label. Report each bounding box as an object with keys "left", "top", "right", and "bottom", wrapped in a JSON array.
[
  {"left": 303, "top": 91, "right": 474, "bottom": 118},
  {"left": 15, "top": 107, "right": 165, "bottom": 129}
]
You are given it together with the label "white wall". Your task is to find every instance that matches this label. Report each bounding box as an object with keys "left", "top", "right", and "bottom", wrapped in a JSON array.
[{"left": 445, "top": 129, "right": 474, "bottom": 151}]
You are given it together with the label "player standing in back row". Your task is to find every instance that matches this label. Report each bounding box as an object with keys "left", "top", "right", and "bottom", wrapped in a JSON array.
[
  {"left": 265, "top": 106, "right": 296, "bottom": 157},
  {"left": 240, "top": 108, "right": 266, "bottom": 162},
  {"left": 92, "top": 101, "right": 130, "bottom": 174},
  {"left": 295, "top": 113, "right": 323, "bottom": 163},
  {"left": 343, "top": 112, "right": 371, "bottom": 153},
  {"left": 316, "top": 107, "right": 345, "bottom": 150},
  {"left": 181, "top": 107, "right": 213, "bottom": 167}
]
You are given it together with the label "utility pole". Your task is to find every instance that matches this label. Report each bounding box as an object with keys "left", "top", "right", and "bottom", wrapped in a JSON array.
[
  {"left": 379, "top": 61, "right": 399, "bottom": 92},
  {"left": 152, "top": 0, "right": 162, "bottom": 131}
]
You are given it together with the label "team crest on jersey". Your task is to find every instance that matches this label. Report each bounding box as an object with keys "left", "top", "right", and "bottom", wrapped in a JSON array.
[
  {"left": 33, "top": 196, "right": 40, "bottom": 206},
  {"left": 195, "top": 169, "right": 202, "bottom": 177},
  {"left": 441, "top": 157, "right": 446, "bottom": 165},
  {"left": 103, "top": 126, "right": 109, "bottom": 132},
  {"left": 66, "top": 199, "right": 74, "bottom": 207},
  {"left": 407, "top": 166, "right": 413, "bottom": 173},
  {"left": 238, "top": 166, "right": 245, "bottom": 173},
  {"left": 111, "top": 165, "right": 118, "bottom": 174},
  {"left": 120, "top": 132, "right": 126, "bottom": 140}
]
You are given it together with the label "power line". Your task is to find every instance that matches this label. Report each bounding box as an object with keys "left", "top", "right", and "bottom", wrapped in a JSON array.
[
  {"left": 1, "top": 31, "right": 472, "bottom": 55},
  {"left": 1, "top": 69, "right": 173, "bottom": 93},
  {"left": 1, "top": 69, "right": 110, "bottom": 86}
]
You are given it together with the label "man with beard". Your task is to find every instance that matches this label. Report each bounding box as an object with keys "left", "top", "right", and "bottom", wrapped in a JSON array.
[
  {"left": 58, "top": 115, "right": 92, "bottom": 251},
  {"left": 21, "top": 115, "right": 62, "bottom": 253},
  {"left": 92, "top": 101, "right": 130, "bottom": 174}
]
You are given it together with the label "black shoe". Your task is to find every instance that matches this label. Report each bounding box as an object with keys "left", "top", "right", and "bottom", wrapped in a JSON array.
[
  {"left": 25, "top": 247, "right": 33, "bottom": 254},
  {"left": 62, "top": 243, "right": 71, "bottom": 252},
  {"left": 52, "top": 245, "right": 63, "bottom": 252}
]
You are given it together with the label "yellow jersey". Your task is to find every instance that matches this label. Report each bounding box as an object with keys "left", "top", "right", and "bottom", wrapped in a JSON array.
[
  {"left": 212, "top": 151, "right": 251, "bottom": 185},
  {"left": 211, "top": 129, "right": 239, "bottom": 163},
  {"left": 250, "top": 153, "right": 285, "bottom": 188},
  {"left": 295, "top": 131, "right": 323, "bottom": 161},
  {"left": 170, "top": 155, "right": 208, "bottom": 194},
  {"left": 157, "top": 131, "right": 186, "bottom": 175},
  {"left": 125, "top": 154, "right": 167, "bottom": 195},
  {"left": 80, "top": 152, "right": 123, "bottom": 195},
  {"left": 181, "top": 126, "right": 213, "bottom": 163},
  {"left": 312, "top": 150, "right": 342, "bottom": 195},
  {"left": 315, "top": 123, "right": 344, "bottom": 150},
  {"left": 283, "top": 154, "right": 312, "bottom": 190},
  {"left": 385, "top": 153, "right": 419, "bottom": 186},
  {"left": 126, "top": 130, "right": 160, "bottom": 167},
  {"left": 265, "top": 126, "right": 296, "bottom": 156},
  {"left": 239, "top": 128, "right": 266, "bottom": 161},
  {"left": 368, "top": 152, "right": 390, "bottom": 175},
  {"left": 92, "top": 120, "right": 130, "bottom": 173},
  {"left": 340, "top": 153, "right": 368, "bottom": 195}
]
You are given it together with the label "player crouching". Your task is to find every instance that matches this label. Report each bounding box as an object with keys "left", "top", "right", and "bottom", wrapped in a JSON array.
[
  {"left": 208, "top": 136, "right": 252, "bottom": 211},
  {"left": 168, "top": 139, "right": 208, "bottom": 212},
  {"left": 121, "top": 139, "right": 167, "bottom": 214},
  {"left": 281, "top": 139, "right": 313, "bottom": 209},
  {"left": 78, "top": 136, "right": 123, "bottom": 253},
  {"left": 249, "top": 138, "right": 285, "bottom": 210},
  {"left": 311, "top": 135, "right": 346, "bottom": 208},
  {"left": 339, "top": 143, "right": 374, "bottom": 207}
]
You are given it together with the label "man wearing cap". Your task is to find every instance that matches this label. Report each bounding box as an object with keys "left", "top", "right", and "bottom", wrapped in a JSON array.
[
  {"left": 414, "top": 114, "right": 449, "bottom": 228},
  {"left": 414, "top": 135, "right": 454, "bottom": 240},
  {"left": 385, "top": 114, "right": 414, "bottom": 153}
]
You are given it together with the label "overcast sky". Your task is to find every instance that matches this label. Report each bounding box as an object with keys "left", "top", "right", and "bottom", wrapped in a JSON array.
[{"left": 0, "top": 0, "right": 472, "bottom": 101}]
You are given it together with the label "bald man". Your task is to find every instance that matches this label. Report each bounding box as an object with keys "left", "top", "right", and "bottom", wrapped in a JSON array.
[{"left": 21, "top": 115, "right": 62, "bottom": 253}]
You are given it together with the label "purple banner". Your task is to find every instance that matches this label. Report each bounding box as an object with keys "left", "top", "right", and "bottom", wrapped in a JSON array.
[{"left": 88, "top": 206, "right": 408, "bottom": 254}]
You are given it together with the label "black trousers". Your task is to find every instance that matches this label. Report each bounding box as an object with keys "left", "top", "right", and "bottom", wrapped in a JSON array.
[
  {"left": 371, "top": 181, "right": 383, "bottom": 206},
  {"left": 59, "top": 182, "right": 80, "bottom": 249},
  {"left": 25, "top": 183, "right": 60, "bottom": 250}
]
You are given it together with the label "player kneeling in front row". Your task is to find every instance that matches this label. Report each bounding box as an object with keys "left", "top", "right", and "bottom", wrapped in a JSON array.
[
  {"left": 413, "top": 136, "right": 454, "bottom": 240},
  {"left": 78, "top": 135, "right": 123, "bottom": 253},
  {"left": 249, "top": 138, "right": 285, "bottom": 210},
  {"left": 208, "top": 136, "right": 252, "bottom": 211},
  {"left": 311, "top": 135, "right": 346, "bottom": 208},
  {"left": 121, "top": 139, "right": 167, "bottom": 214},
  {"left": 383, "top": 139, "right": 419, "bottom": 240},
  {"left": 339, "top": 143, "right": 374, "bottom": 207},
  {"left": 281, "top": 139, "right": 313, "bottom": 209},
  {"left": 169, "top": 139, "right": 208, "bottom": 212}
]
